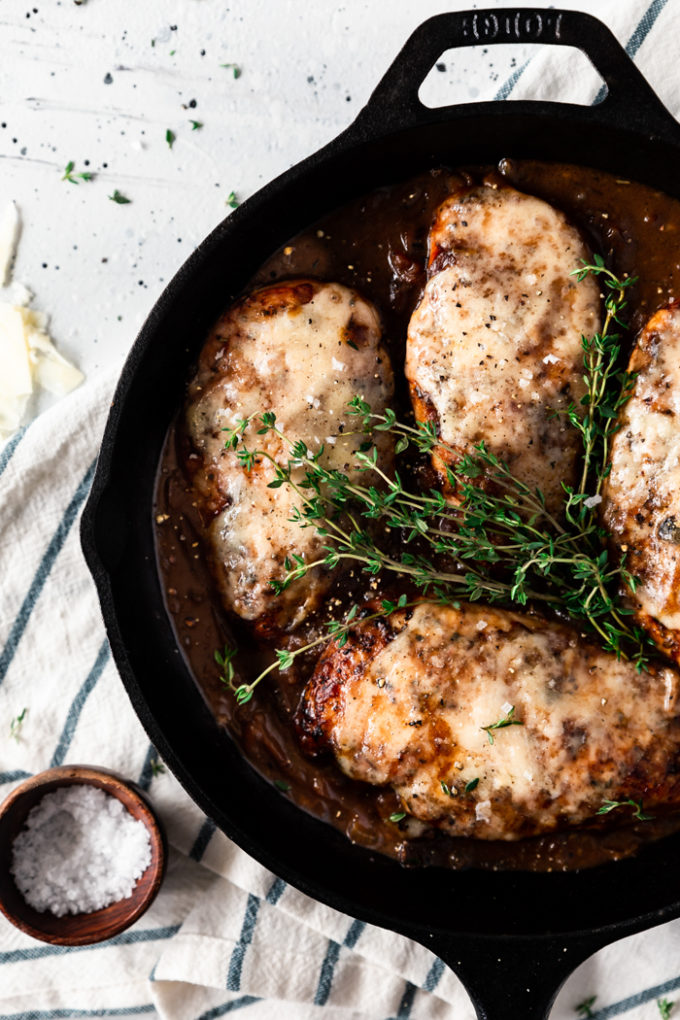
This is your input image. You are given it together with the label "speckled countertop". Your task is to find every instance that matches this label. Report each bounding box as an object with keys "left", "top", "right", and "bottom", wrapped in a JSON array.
[{"left": 1, "top": 0, "right": 654, "bottom": 416}]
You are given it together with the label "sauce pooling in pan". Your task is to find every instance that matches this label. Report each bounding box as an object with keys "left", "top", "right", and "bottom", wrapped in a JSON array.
[{"left": 155, "top": 159, "right": 680, "bottom": 871}]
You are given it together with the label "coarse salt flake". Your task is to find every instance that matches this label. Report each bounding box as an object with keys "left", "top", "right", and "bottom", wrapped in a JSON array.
[
  {"left": 543, "top": 353, "right": 560, "bottom": 365},
  {"left": 475, "top": 799, "right": 492, "bottom": 823},
  {"left": 583, "top": 494, "right": 603, "bottom": 509},
  {"left": 501, "top": 701, "right": 514, "bottom": 715},
  {"left": 10, "top": 785, "right": 152, "bottom": 917}
]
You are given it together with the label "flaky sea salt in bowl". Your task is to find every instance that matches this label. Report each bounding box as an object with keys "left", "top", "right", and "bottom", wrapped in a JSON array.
[{"left": 0, "top": 765, "right": 166, "bottom": 945}]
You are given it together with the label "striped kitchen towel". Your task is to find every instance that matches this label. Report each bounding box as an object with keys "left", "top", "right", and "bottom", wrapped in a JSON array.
[{"left": 3, "top": 1, "right": 680, "bottom": 1018}]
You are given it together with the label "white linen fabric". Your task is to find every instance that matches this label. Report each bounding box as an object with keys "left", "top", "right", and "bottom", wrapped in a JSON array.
[{"left": 2, "top": 2, "right": 680, "bottom": 1018}]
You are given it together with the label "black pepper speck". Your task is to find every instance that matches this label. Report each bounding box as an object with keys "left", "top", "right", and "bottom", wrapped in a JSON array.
[{"left": 104, "top": 72, "right": 113, "bottom": 84}]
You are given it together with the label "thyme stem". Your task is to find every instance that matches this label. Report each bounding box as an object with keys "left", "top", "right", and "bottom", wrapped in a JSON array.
[{"left": 219, "top": 257, "right": 653, "bottom": 703}]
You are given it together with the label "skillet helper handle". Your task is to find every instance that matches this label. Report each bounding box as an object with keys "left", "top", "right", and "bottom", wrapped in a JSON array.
[
  {"left": 358, "top": 7, "right": 680, "bottom": 141},
  {"left": 420, "top": 934, "right": 607, "bottom": 1020},
  {"left": 421, "top": 932, "right": 605, "bottom": 1020}
]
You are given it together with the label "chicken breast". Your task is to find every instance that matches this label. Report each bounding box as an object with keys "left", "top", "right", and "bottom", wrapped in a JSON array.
[
  {"left": 298, "top": 602, "right": 680, "bottom": 840},
  {"left": 186, "top": 280, "right": 394, "bottom": 631},
  {"left": 405, "top": 183, "right": 601, "bottom": 512},
  {"left": 603, "top": 302, "right": 680, "bottom": 662}
]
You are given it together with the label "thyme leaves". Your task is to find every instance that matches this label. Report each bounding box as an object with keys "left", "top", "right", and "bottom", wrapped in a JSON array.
[
  {"left": 217, "top": 259, "right": 652, "bottom": 705},
  {"left": 481, "top": 706, "right": 523, "bottom": 745},
  {"left": 596, "top": 799, "right": 653, "bottom": 822}
]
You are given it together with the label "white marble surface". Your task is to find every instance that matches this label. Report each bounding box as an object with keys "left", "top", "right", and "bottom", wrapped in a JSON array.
[{"left": 0, "top": 0, "right": 659, "bottom": 421}]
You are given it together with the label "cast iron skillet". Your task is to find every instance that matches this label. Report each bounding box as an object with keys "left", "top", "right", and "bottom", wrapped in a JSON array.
[{"left": 81, "top": 10, "right": 680, "bottom": 1019}]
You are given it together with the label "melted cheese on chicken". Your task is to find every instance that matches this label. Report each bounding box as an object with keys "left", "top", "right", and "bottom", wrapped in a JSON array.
[
  {"left": 186, "top": 280, "right": 393, "bottom": 630},
  {"left": 299, "top": 602, "right": 680, "bottom": 840},
  {"left": 603, "top": 302, "right": 680, "bottom": 659},
  {"left": 405, "top": 183, "right": 601, "bottom": 512}
]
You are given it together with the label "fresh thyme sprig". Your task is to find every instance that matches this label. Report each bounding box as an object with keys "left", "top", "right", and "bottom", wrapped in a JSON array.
[
  {"left": 217, "top": 258, "right": 652, "bottom": 705},
  {"left": 217, "top": 595, "right": 416, "bottom": 705},
  {"left": 562, "top": 256, "right": 638, "bottom": 523},
  {"left": 61, "top": 161, "right": 94, "bottom": 184},
  {"left": 575, "top": 996, "right": 597, "bottom": 1020},
  {"left": 481, "top": 706, "right": 523, "bottom": 745},
  {"left": 658, "top": 998, "right": 675, "bottom": 1020},
  {"left": 9, "top": 707, "right": 27, "bottom": 741},
  {"left": 596, "top": 798, "right": 653, "bottom": 822}
]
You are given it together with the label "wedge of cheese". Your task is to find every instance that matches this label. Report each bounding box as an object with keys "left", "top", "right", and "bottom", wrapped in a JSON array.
[
  {"left": 0, "top": 301, "right": 84, "bottom": 440},
  {"left": 0, "top": 303, "right": 33, "bottom": 438}
]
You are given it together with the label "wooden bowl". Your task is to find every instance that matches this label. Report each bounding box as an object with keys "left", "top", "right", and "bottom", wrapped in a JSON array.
[{"left": 0, "top": 765, "right": 167, "bottom": 945}]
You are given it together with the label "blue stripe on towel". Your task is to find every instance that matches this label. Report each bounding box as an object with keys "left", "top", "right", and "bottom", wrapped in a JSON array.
[
  {"left": 0, "top": 770, "right": 31, "bottom": 785},
  {"left": 314, "top": 940, "right": 342, "bottom": 1006},
  {"left": 189, "top": 816, "right": 217, "bottom": 861},
  {"left": 594, "top": 0, "right": 670, "bottom": 104},
  {"left": 423, "top": 956, "right": 446, "bottom": 993},
  {"left": 396, "top": 980, "right": 417, "bottom": 1018},
  {"left": 592, "top": 971, "right": 680, "bottom": 1018},
  {"left": 313, "top": 917, "right": 366, "bottom": 1005},
  {"left": 137, "top": 742, "right": 161, "bottom": 792},
  {"left": 626, "top": 0, "right": 671, "bottom": 57},
  {"left": 0, "top": 427, "right": 26, "bottom": 482},
  {"left": 265, "top": 877, "right": 286, "bottom": 905},
  {"left": 494, "top": 59, "right": 531, "bottom": 101},
  {"left": 0, "top": 459, "right": 96, "bottom": 687},
  {"left": 0, "top": 1008, "right": 156, "bottom": 1019},
  {"left": 0, "top": 924, "right": 181, "bottom": 964},
  {"left": 49, "top": 640, "right": 110, "bottom": 767},
  {"left": 226, "top": 894, "right": 261, "bottom": 992},
  {"left": 195, "top": 997, "right": 261, "bottom": 1020}
]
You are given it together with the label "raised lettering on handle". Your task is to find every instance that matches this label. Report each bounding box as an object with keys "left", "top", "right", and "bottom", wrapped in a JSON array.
[{"left": 460, "top": 11, "right": 563, "bottom": 43}]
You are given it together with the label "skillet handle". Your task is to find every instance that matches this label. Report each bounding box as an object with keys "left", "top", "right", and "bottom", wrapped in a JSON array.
[
  {"left": 418, "top": 931, "right": 606, "bottom": 1020},
  {"left": 356, "top": 7, "right": 679, "bottom": 140}
]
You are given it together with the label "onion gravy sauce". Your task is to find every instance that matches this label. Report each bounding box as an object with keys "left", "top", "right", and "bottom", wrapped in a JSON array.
[{"left": 155, "top": 160, "right": 680, "bottom": 871}]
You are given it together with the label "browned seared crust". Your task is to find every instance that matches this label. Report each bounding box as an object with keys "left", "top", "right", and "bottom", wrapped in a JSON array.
[
  {"left": 298, "top": 602, "right": 680, "bottom": 840},
  {"left": 603, "top": 301, "right": 680, "bottom": 664}
]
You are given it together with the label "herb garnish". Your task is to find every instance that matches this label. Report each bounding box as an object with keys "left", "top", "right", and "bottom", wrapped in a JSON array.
[
  {"left": 218, "top": 597, "right": 415, "bottom": 705},
  {"left": 190, "top": 120, "right": 203, "bottom": 130},
  {"left": 274, "top": 780, "right": 290, "bottom": 792},
  {"left": 62, "top": 161, "right": 94, "bottom": 184},
  {"left": 150, "top": 757, "right": 166, "bottom": 777},
  {"left": 10, "top": 707, "right": 27, "bottom": 741},
  {"left": 440, "top": 781, "right": 457, "bottom": 797},
  {"left": 226, "top": 191, "right": 239, "bottom": 209},
  {"left": 597, "top": 799, "right": 653, "bottom": 822},
  {"left": 215, "top": 645, "right": 237, "bottom": 688},
  {"left": 658, "top": 998, "right": 675, "bottom": 1019},
  {"left": 165, "top": 129, "right": 176, "bottom": 149},
  {"left": 389, "top": 811, "right": 406, "bottom": 823},
  {"left": 220, "top": 63, "right": 241, "bottom": 78},
  {"left": 481, "top": 706, "right": 523, "bottom": 745},
  {"left": 219, "top": 259, "right": 651, "bottom": 705},
  {"left": 465, "top": 778, "right": 480, "bottom": 793},
  {"left": 575, "top": 996, "right": 597, "bottom": 1019},
  {"left": 561, "top": 257, "right": 638, "bottom": 522},
  {"left": 109, "top": 189, "right": 131, "bottom": 204}
]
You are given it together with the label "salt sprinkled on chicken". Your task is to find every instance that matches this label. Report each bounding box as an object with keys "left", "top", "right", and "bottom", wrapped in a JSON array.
[{"left": 10, "top": 785, "right": 152, "bottom": 916}]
